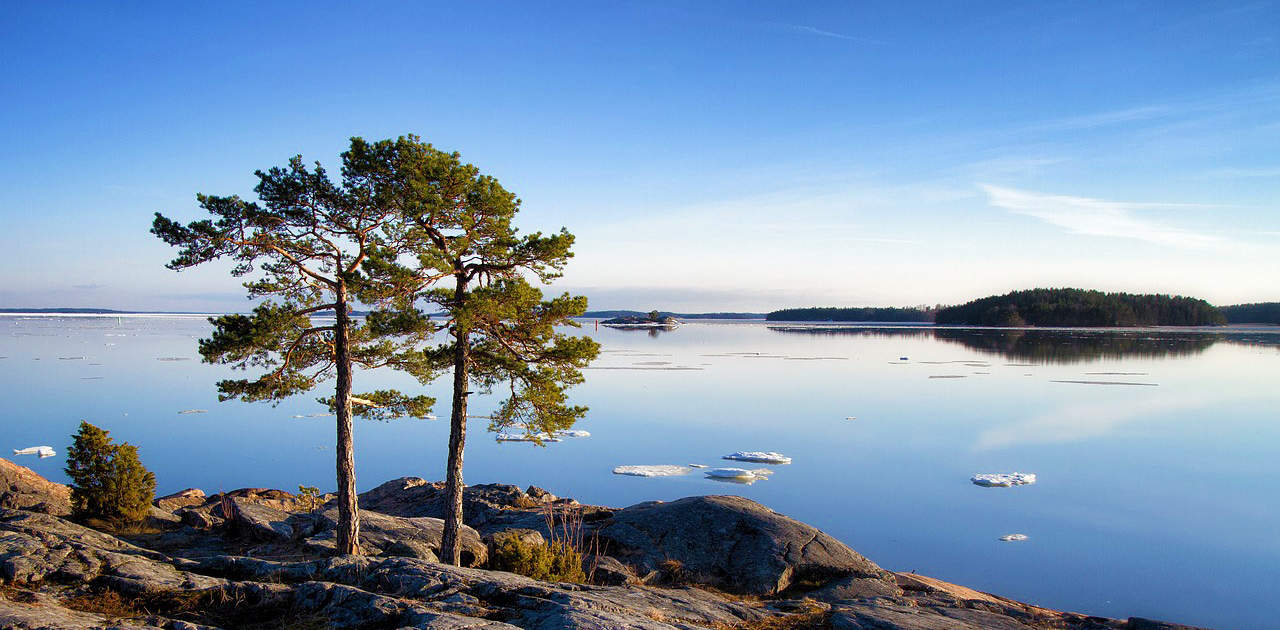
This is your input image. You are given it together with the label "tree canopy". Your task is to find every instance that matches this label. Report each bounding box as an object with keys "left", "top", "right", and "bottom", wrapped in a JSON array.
[
  {"left": 152, "top": 140, "right": 443, "bottom": 554},
  {"left": 934, "top": 288, "right": 1225, "bottom": 327},
  {"left": 352, "top": 135, "right": 600, "bottom": 564},
  {"left": 766, "top": 306, "right": 936, "bottom": 322},
  {"left": 1220, "top": 302, "right": 1280, "bottom": 324}
]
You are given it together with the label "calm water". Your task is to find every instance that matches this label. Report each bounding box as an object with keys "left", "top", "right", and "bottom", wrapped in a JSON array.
[{"left": 4, "top": 315, "right": 1278, "bottom": 629}]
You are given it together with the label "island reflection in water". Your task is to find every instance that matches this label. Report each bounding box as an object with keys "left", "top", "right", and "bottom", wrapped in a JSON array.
[{"left": 766, "top": 324, "right": 1280, "bottom": 364}]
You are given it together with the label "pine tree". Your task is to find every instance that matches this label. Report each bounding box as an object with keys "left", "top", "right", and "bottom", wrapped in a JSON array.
[
  {"left": 356, "top": 136, "right": 600, "bottom": 565},
  {"left": 64, "top": 421, "right": 156, "bottom": 526},
  {"left": 152, "top": 139, "right": 439, "bottom": 555}
]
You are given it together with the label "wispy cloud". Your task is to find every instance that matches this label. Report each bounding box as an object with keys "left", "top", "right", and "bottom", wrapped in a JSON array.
[
  {"left": 1200, "top": 166, "right": 1280, "bottom": 179},
  {"left": 771, "top": 22, "right": 879, "bottom": 44},
  {"left": 981, "top": 184, "right": 1228, "bottom": 249}
]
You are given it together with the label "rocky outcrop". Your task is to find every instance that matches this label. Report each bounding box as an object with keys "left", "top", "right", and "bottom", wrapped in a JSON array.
[
  {"left": 595, "top": 495, "right": 894, "bottom": 596},
  {"left": 289, "top": 507, "right": 487, "bottom": 566},
  {"left": 358, "top": 477, "right": 609, "bottom": 535},
  {"left": 154, "top": 488, "right": 205, "bottom": 512},
  {"left": 0, "top": 457, "right": 71, "bottom": 516},
  {"left": 0, "top": 466, "right": 1210, "bottom": 630},
  {"left": 0, "top": 507, "right": 766, "bottom": 629}
]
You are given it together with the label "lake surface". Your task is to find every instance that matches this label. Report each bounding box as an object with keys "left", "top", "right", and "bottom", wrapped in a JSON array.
[{"left": 3, "top": 314, "right": 1278, "bottom": 629}]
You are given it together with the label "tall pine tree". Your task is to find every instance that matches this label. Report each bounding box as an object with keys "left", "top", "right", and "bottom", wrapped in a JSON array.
[
  {"left": 354, "top": 136, "right": 600, "bottom": 565},
  {"left": 152, "top": 140, "right": 438, "bottom": 555}
]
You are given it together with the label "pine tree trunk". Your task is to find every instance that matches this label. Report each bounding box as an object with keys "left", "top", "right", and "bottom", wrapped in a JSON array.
[
  {"left": 441, "top": 273, "right": 469, "bottom": 566},
  {"left": 333, "top": 287, "right": 360, "bottom": 555}
]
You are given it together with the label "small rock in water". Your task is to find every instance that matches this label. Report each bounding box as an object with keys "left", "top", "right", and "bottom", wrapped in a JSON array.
[
  {"left": 971, "top": 472, "right": 1036, "bottom": 487},
  {"left": 999, "top": 534, "right": 1029, "bottom": 542},
  {"left": 723, "top": 451, "right": 792, "bottom": 464},
  {"left": 612, "top": 465, "right": 692, "bottom": 477}
]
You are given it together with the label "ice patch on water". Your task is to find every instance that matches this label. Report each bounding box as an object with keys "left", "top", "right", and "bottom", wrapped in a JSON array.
[
  {"left": 999, "top": 534, "right": 1029, "bottom": 542},
  {"left": 971, "top": 472, "right": 1036, "bottom": 487},
  {"left": 496, "top": 433, "right": 562, "bottom": 442},
  {"left": 612, "top": 465, "right": 691, "bottom": 477},
  {"left": 723, "top": 451, "right": 791, "bottom": 465},
  {"left": 555, "top": 430, "right": 590, "bottom": 438},
  {"left": 705, "top": 467, "right": 774, "bottom": 482},
  {"left": 13, "top": 446, "right": 56, "bottom": 458},
  {"left": 177, "top": 409, "right": 208, "bottom": 415}
]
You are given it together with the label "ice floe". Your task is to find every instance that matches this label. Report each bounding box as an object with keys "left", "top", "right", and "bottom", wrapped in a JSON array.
[
  {"left": 971, "top": 472, "right": 1036, "bottom": 487},
  {"left": 13, "top": 446, "right": 56, "bottom": 458},
  {"left": 612, "top": 465, "right": 692, "bottom": 477},
  {"left": 177, "top": 409, "right": 208, "bottom": 415},
  {"left": 999, "top": 534, "right": 1029, "bottom": 542},
  {"left": 1050, "top": 380, "right": 1158, "bottom": 386},
  {"left": 496, "top": 433, "right": 562, "bottom": 442},
  {"left": 496, "top": 428, "right": 590, "bottom": 442},
  {"left": 705, "top": 467, "right": 774, "bottom": 482},
  {"left": 722, "top": 451, "right": 792, "bottom": 465}
]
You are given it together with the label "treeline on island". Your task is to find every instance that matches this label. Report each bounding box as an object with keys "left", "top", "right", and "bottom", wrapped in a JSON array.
[
  {"left": 766, "top": 306, "right": 935, "bottom": 322},
  {"left": 1220, "top": 302, "right": 1280, "bottom": 325},
  {"left": 934, "top": 288, "right": 1225, "bottom": 327}
]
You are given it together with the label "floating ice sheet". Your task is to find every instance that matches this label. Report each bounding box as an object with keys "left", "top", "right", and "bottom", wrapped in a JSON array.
[
  {"left": 705, "top": 467, "right": 774, "bottom": 482},
  {"left": 495, "top": 433, "right": 562, "bottom": 442},
  {"left": 555, "top": 430, "right": 590, "bottom": 438},
  {"left": 612, "top": 465, "right": 692, "bottom": 477},
  {"left": 177, "top": 409, "right": 208, "bottom": 415},
  {"left": 1051, "top": 380, "right": 1158, "bottom": 386},
  {"left": 723, "top": 451, "right": 791, "bottom": 465},
  {"left": 13, "top": 446, "right": 56, "bottom": 458},
  {"left": 999, "top": 534, "right": 1029, "bottom": 542},
  {"left": 971, "top": 472, "right": 1036, "bottom": 487}
]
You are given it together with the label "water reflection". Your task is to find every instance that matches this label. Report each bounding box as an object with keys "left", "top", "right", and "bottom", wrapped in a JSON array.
[
  {"left": 601, "top": 325, "right": 678, "bottom": 338},
  {"left": 767, "top": 325, "right": 1279, "bottom": 364}
]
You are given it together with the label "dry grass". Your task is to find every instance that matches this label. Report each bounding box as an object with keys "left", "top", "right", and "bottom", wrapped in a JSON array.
[
  {"left": 710, "top": 600, "right": 832, "bottom": 630},
  {"left": 62, "top": 589, "right": 142, "bottom": 619},
  {"left": 60, "top": 586, "right": 332, "bottom": 630},
  {"left": 542, "top": 502, "right": 607, "bottom": 583},
  {"left": 1, "top": 581, "right": 40, "bottom": 604}
]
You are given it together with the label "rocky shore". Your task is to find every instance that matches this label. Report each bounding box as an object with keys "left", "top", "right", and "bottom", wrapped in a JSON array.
[{"left": 1, "top": 458, "right": 1206, "bottom": 629}]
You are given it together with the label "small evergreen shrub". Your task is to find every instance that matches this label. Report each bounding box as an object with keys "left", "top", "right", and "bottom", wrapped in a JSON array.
[
  {"left": 489, "top": 536, "right": 586, "bottom": 583},
  {"left": 64, "top": 421, "right": 156, "bottom": 526}
]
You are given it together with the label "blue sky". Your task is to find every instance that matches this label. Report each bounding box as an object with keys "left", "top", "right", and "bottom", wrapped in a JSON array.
[{"left": 2, "top": 1, "right": 1277, "bottom": 312}]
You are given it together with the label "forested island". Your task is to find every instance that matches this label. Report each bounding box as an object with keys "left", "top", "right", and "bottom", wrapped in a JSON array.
[
  {"left": 934, "top": 288, "right": 1225, "bottom": 327},
  {"left": 1221, "top": 302, "right": 1280, "bottom": 325},
  {"left": 766, "top": 306, "right": 935, "bottom": 322}
]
